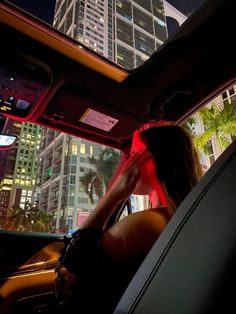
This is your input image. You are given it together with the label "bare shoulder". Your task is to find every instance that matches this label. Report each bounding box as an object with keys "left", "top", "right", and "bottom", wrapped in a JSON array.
[{"left": 102, "top": 209, "right": 169, "bottom": 261}]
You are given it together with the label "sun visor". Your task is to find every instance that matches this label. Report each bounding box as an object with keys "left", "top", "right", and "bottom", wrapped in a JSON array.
[{"left": 41, "top": 86, "right": 141, "bottom": 148}]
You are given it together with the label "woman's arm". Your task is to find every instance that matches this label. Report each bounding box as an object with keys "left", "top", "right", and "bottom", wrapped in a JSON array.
[{"left": 79, "top": 149, "right": 151, "bottom": 230}]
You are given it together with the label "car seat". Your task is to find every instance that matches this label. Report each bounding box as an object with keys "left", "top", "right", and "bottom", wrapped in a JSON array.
[{"left": 114, "top": 139, "right": 236, "bottom": 314}]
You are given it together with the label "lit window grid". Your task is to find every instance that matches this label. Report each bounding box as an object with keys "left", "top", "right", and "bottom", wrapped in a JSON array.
[
  {"left": 54, "top": 0, "right": 109, "bottom": 58},
  {"left": 36, "top": 132, "right": 101, "bottom": 216},
  {"left": 114, "top": 14, "right": 166, "bottom": 67}
]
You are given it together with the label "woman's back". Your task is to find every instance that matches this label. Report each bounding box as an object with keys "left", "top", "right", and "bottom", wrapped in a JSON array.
[{"left": 102, "top": 208, "right": 170, "bottom": 261}]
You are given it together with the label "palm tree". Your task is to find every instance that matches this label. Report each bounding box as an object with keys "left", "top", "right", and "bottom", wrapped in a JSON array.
[
  {"left": 80, "top": 169, "right": 104, "bottom": 204},
  {"left": 2, "top": 205, "right": 24, "bottom": 230},
  {"left": 193, "top": 101, "right": 236, "bottom": 154},
  {"left": 32, "top": 210, "right": 52, "bottom": 232},
  {"left": 80, "top": 148, "right": 121, "bottom": 204},
  {"left": 3, "top": 202, "right": 53, "bottom": 232}
]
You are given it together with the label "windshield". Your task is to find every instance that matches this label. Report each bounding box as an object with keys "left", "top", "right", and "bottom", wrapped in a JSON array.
[
  {"left": 1, "top": 84, "right": 236, "bottom": 234},
  {"left": 6, "top": 0, "right": 205, "bottom": 70}
]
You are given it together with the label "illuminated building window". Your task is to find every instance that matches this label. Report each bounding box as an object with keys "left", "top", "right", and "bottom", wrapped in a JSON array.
[
  {"left": 67, "top": 208, "right": 73, "bottom": 215},
  {"left": 71, "top": 142, "right": 78, "bottom": 155},
  {"left": 3, "top": 179, "right": 12, "bottom": 185},
  {"left": 117, "top": 1, "right": 122, "bottom": 8},
  {"left": 80, "top": 143, "right": 86, "bottom": 154},
  {"left": 90, "top": 146, "right": 94, "bottom": 156}
]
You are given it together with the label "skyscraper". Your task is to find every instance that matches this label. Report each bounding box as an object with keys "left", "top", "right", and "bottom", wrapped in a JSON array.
[
  {"left": 36, "top": 128, "right": 102, "bottom": 233},
  {"left": 0, "top": 120, "right": 41, "bottom": 226},
  {"left": 53, "top": 0, "right": 169, "bottom": 69},
  {"left": 0, "top": 119, "right": 20, "bottom": 224}
]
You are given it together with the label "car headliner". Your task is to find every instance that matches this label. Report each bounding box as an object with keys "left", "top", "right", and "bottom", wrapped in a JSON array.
[{"left": 0, "top": 0, "right": 235, "bottom": 152}]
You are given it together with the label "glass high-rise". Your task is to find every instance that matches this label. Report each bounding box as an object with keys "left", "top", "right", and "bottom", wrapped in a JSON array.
[
  {"left": 53, "top": 0, "right": 168, "bottom": 69},
  {"left": 36, "top": 128, "right": 102, "bottom": 233},
  {"left": 0, "top": 121, "right": 41, "bottom": 226}
]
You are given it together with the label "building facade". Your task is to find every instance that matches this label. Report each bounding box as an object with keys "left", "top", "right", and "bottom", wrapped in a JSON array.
[
  {"left": 0, "top": 120, "right": 41, "bottom": 226},
  {"left": 191, "top": 86, "right": 236, "bottom": 170},
  {"left": 53, "top": 0, "right": 169, "bottom": 69},
  {"left": 0, "top": 119, "right": 20, "bottom": 224},
  {"left": 36, "top": 128, "right": 101, "bottom": 232}
]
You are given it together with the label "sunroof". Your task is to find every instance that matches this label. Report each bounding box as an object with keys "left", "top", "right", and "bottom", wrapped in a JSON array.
[{"left": 7, "top": 0, "right": 206, "bottom": 70}]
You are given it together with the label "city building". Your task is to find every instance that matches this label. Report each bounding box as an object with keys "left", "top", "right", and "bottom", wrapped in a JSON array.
[
  {"left": 0, "top": 120, "right": 41, "bottom": 225},
  {"left": 0, "top": 119, "right": 20, "bottom": 224},
  {"left": 191, "top": 85, "right": 236, "bottom": 170},
  {"left": 54, "top": 0, "right": 110, "bottom": 59},
  {"left": 53, "top": 0, "right": 170, "bottom": 69},
  {"left": 36, "top": 128, "right": 102, "bottom": 233}
]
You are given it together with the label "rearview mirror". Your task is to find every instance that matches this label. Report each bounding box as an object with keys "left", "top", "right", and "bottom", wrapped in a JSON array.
[{"left": 0, "top": 134, "right": 17, "bottom": 149}]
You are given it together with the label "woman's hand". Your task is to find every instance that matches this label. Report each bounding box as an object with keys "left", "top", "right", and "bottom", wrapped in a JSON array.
[{"left": 109, "top": 149, "right": 152, "bottom": 201}]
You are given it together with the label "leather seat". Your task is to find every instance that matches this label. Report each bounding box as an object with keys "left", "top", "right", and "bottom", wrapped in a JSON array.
[{"left": 114, "top": 140, "right": 236, "bottom": 314}]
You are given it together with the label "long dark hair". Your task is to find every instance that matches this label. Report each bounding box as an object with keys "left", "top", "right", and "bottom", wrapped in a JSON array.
[{"left": 140, "top": 125, "right": 202, "bottom": 213}]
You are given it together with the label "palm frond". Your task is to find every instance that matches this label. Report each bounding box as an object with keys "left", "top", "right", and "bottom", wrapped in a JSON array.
[
  {"left": 221, "top": 121, "right": 236, "bottom": 136},
  {"left": 80, "top": 147, "right": 121, "bottom": 203},
  {"left": 193, "top": 131, "right": 213, "bottom": 153}
]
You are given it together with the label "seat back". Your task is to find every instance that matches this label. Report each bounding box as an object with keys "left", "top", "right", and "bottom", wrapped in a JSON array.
[{"left": 114, "top": 140, "right": 236, "bottom": 314}]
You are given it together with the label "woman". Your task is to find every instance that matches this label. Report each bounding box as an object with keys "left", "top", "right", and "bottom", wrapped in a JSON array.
[{"left": 55, "top": 121, "right": 202, "bottom": 313}]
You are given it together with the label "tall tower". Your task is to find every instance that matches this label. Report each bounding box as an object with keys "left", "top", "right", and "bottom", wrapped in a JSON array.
[
  {"left": 0, "top": 119, "right": 20, "bottom": 225},
  {"left": 53, "top": 0, "right": 169, "bottom": 69},
  {"left": 113, "top": 0, "right": 168, "bottom": 68},
  {"left": 54, "top": 0, "right": 112, "bottom": 59},
  {"left": 9, "top": 122, "right": 41, "bottom": 208},
  {"left": 0, "top": 120, "right": 41, "bottom": 226},
  {"left": 36, "top": 128, "right": 102, "bottom": 233}
]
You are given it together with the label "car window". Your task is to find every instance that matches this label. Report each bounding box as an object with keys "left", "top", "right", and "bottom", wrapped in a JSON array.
[
  {"left": 120, "top": 84, "right": 236, "bottom": 220},
  {"left": 182, "top": 84, "right": 236, "bottom": 172},
  {"left": 6, "top": 0, "right": 206, "bottom": 70}
]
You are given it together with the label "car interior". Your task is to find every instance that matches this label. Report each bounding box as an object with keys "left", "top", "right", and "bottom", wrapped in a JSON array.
[{"left": 0, "top": 0, "right": 236, "bottom": 313}]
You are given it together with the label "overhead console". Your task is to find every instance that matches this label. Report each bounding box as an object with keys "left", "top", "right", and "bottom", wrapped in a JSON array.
[{"left": 0, "top": 53, "right": 52, "bottom": 119}]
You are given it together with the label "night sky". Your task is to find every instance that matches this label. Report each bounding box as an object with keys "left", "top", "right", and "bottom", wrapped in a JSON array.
[
  {"left": 7, "top": 0, "right": 206, "bottom": 24},
  {"left": 168, "top": 0, "right": 206, "bottom": 16},
  {"left": 7, "top": 0, "right": 56, "bottom": 24}
]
